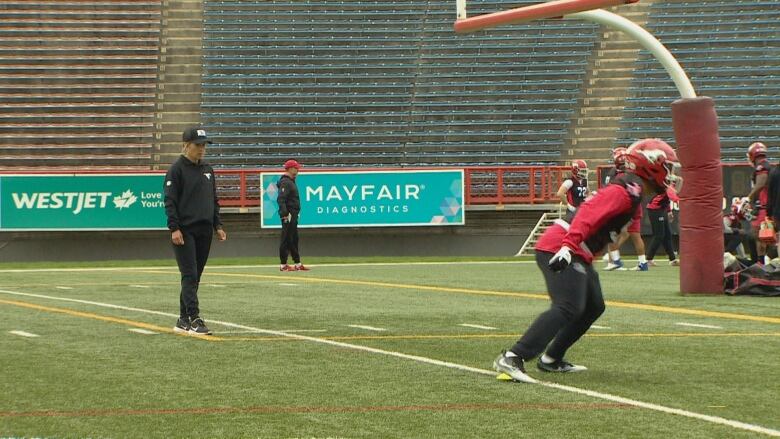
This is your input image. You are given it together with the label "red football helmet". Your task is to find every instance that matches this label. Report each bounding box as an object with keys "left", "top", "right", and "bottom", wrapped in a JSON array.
[
  {"left": 625, "top": 139, "right": 679, "bottom": 190},
  {"left": 571, "top": 159, "right": 588, "bottom": 179},
  {"left": 747, "top": 142, "right": 767, "bottom": 164},
  {"left": 612, "top": 147, "right": 627, "bottom": 169}
]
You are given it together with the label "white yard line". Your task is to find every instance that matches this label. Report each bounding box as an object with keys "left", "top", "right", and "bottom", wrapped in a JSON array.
[
  {"left": 347, "top": 324, "right": 387, "bottom": 332},
  {"left": 205, "top": 284, "right": 226, "bottom": 288},
  {"left": 128, "top": 285, "right": 151, "bottom": 289},
  {"left": 591, "top": 325, "right": 612, "bottom": 329},
  {"left": 128, "top": 328, "right": 157, "bottom": 335},
  {"left": 675, "top": 322, "right": 723, "bottom": 330},
  {"left": 55, "top": 286, "right": 74, "bottom": 290},
  {"left": 0, "top": 288, "right": 777, "bottom": 437},
  {"left": 458, "top": 323, "right": 498, "bottom": 330},
  {"left": 219, "top": 329, "right": 327, "bottom": 334},
  {"left": 278, "top": 283, "right": 298, "bottom": 287},
  {"left": 9, "top": 330, "right": 39, "bottom": 338}
]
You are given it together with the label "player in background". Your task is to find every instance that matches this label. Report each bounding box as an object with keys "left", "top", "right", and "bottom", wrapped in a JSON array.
[
  {"left": 767, "top": 156, "right": 780, "bottom": 261},
  {"left": 602, "top": 147, "right": 649, "bottom": 271},
  {"left": 556, "top": 160, "right": 589, "bottom": 214},
  {"left": 494, "top": 139, "right": 679, "bottom": 383},
  {"left": 724, "top": 198, "right": 755, "bottom": 263},
  {"left": 745, "top": 142, "right": 771, "bottom": 263},
  {"left": 645, "top": 182, "right": 680, "bottom": 267}
]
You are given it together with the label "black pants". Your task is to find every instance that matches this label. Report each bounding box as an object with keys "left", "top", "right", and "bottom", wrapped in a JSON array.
[
  {"left": 511, "top": 251, "right": 606, "bottom": 361},
  {"left": 725, "top": 230, "right": 758, "bottom": 262},
  {"left": 173, "top": 222, "right": 213, "bottom": 319},
  {"left": 280, "top": 213, "right": 300, "bottom": 264},
  {"left": 646, "top": 209, "right": 676, "bottom": 261}
]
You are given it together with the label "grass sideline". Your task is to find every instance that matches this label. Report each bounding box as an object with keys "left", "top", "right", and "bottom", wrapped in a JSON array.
[{"left": 0, "top": 259, "right": 778, "bottom": 438}]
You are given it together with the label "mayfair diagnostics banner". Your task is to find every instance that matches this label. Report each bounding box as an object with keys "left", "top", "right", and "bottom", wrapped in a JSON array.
[
  {"left": 0, "top": 174, "right": 167, "bottom": 230},
  {"left": 260, "top": 169, "right": 465, "bottom": 228}
]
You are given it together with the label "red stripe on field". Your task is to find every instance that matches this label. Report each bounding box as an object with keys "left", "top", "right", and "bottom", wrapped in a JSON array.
[{"left": 0, "top": 402, "right": 633, "bottom": 418}]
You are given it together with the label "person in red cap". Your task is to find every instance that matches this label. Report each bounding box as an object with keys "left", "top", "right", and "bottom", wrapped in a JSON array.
[{"left": 277, "top": 159, "right": 309, "bottom": 271}]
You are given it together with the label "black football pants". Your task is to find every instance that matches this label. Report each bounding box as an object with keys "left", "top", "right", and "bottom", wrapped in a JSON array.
[
  {"left": 510, "top": 251, "right": 606, "bottom": 361},
  {"left": 646, "top": 209, "right": 677, "bottom": 261}
]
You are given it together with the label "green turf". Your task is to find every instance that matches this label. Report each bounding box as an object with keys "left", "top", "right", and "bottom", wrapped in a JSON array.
[{"left": 0, "top": 259, "right": 778, "bottom": 438}]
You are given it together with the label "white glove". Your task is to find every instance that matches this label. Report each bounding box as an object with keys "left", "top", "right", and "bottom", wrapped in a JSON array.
[
  {"left": 283, "top": 213, "right": 292, "bottom": 223},
  {"left": 567, "top": 204, "right": 576, "bottom": 212},
  {"left": 549, "top": 246, "right": 573, "bottom": 272}
]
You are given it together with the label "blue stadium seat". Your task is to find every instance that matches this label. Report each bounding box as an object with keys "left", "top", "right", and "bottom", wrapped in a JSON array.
[{"left": 201, "top": 0, "right": 596, "bottom": 167}]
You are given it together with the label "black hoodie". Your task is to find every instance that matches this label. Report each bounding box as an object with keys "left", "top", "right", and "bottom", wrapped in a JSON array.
[
  {"left": 164, "top": 155, "right": 222, "bottom": 231},
  {"left": 276, "top": 174, "right": 300, "bottom": 218}
]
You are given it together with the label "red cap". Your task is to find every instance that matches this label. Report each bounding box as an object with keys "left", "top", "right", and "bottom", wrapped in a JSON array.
[{"left": 284, "top": 159, "right": 301, "bottom": 170}]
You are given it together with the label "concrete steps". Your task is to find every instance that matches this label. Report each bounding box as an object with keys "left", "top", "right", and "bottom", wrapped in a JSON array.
[
  {"left": 154, "top": 0, "right": 205, "bottom": 168},
  {"left": 563, "top": 0, "right": 660, "bottom": 165}
]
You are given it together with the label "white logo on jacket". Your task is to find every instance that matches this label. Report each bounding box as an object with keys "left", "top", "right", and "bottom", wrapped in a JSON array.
[{"left": 204, "top": 173, "right": 211, "bottom": 180}]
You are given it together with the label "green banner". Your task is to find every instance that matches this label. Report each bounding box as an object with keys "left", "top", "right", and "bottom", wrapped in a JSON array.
[
  {"left": 261, "top": 170, "right": 465, "bottom": 228},
  {"left": 0, "top": 174, "right": 167, "bottom": 230}
]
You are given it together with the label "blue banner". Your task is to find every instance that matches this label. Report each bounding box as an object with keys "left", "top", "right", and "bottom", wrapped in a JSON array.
[{"left": 261, "top": 170, "right": 465, "bottom": 228}]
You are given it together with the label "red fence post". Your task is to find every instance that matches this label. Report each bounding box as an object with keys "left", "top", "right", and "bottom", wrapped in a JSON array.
[
  {"left": 239, "top": 171, "right": 247, "bottom": 208},
  {"left": 497, "top": 169, "right": 504, "bottom": 204},
  {"left": 464, "top": 168, "right": 472, "bottom": 206}
]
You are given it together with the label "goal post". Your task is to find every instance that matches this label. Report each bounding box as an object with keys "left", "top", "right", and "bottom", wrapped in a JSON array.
[{"left": 454, "top": 0, "right": 724, "bottom": 294}]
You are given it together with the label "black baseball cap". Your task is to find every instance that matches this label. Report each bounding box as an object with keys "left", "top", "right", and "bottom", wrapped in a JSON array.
[{"left": 182, "top": 127, "right": 213, "bottom": 144}]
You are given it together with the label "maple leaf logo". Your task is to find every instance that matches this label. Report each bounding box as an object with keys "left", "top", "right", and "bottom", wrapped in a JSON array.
[{"left": 113, "top": 190, "right": 137, "bottom": 210}]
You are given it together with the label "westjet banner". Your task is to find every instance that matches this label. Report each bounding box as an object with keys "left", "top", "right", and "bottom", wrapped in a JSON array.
[
  {"left": 0, "top": 174, "right": 167, "bottom": 230},
  {"left": 260, "top": 170, "right": 465, "bottom": 228}
]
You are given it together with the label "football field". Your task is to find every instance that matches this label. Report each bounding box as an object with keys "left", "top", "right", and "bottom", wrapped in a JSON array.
[{"left": 1, "top": 257, "right": 779, "bottom": 438}]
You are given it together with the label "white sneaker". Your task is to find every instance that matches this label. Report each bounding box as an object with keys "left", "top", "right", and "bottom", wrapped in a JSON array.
[{"left": 493, "top": 351, "right": 537, "bottom": 384}]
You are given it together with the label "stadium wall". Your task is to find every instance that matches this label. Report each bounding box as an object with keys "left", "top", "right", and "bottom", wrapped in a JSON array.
[{"left": 0, "top": 210, "right": 545, "bottom": 262}]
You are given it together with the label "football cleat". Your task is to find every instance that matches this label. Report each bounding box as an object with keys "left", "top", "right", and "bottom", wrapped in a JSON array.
[
  {"left": 493, "top": 350, "right": 537, "bottom": 384},
  {"left": 537, "top": 358, "right": 588, "bottom": 373},
  {"left": 604, "top": 259, "right": 626, "bottom": 271}
]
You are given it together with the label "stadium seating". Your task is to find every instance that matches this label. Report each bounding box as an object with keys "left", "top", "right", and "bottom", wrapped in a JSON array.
[
  {"left": 615, "top": 0, "right": 780, "bottom": 161},
  {"left": 0, "top": 1, "right": 160, "bottom": 169},
  {"left": 201, "top": 0, "right": 598, "bottom": 167}
]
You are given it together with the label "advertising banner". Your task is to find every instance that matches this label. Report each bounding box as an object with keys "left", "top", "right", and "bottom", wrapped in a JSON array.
[
  {"left": 0, "top": 174, "right": 167, "bottom": 231},
  {"left": 261, "top": 170, "right": 465, "bottom": 228}
]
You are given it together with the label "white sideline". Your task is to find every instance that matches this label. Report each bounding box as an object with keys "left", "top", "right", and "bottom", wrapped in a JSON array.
[{"left": 1, "top": 288, "right": 777, "bottom": 437}]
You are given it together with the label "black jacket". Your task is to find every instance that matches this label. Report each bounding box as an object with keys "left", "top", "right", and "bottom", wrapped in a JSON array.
[
  {"left": 277, "top": 174, "right": 300, "bottom": 218},
  {"left": 164, "top": 155, "right": 222, "bottom": 231},
  {"left": 768, "top": 164, "right": 780, "bottom": 219}
]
